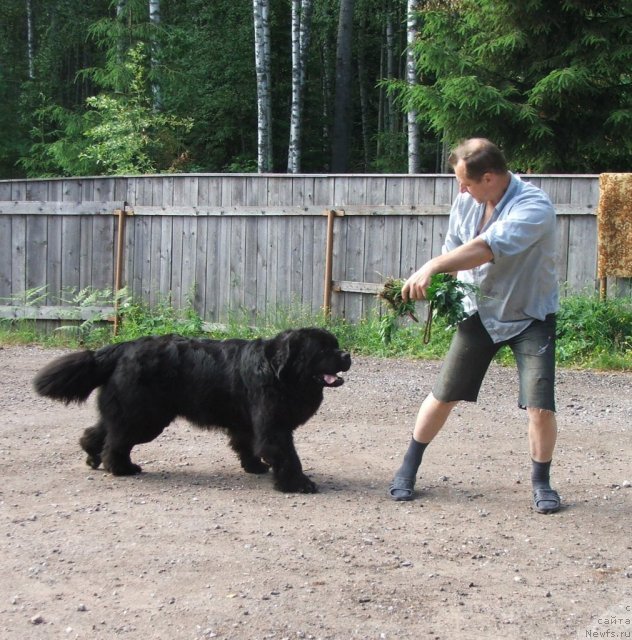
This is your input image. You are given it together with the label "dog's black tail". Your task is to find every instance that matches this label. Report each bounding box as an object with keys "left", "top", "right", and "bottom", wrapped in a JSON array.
[{"left": 33, "top": 343, "right": 123, "bottom": 404}]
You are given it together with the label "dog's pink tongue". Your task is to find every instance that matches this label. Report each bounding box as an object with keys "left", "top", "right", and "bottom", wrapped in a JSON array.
[{"left": 324, "top": 374, "right": 338, "bottom": 385}]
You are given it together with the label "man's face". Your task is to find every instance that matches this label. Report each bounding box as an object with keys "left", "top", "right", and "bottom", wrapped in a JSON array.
[{"left": 454, "top": 159, "right": 491, "bottom": 204}]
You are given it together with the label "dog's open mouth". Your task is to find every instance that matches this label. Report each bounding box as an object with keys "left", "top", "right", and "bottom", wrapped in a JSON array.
[{"left": 321, "top": 373, "right": 344, "bottom": 387}]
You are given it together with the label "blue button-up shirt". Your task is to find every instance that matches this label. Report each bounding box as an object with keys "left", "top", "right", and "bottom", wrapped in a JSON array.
[{"left": 444, "top": 173, "right": 559, "bottom": 343}]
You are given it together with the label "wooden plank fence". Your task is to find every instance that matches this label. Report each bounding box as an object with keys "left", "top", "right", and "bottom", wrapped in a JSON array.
[{"left": 0, "top": 173, "right": 627, "bottom": 327}]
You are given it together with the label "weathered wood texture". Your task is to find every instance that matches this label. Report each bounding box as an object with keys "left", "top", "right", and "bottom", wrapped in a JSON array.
[{"left": 0, "top": 173, "right": 624, "bottom": 325}]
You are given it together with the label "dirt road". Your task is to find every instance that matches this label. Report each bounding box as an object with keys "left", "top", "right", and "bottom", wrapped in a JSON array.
[{"left": 1, "top": 345, "right": 630, "bottom": 639}]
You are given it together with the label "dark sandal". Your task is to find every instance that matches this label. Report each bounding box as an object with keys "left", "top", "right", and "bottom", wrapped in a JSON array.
[
  {"left": 389, "top": 476, "right": 415, "bottom": 501},
  {"left": 533, "top": 487, "right": 561, "bottom": 514}
]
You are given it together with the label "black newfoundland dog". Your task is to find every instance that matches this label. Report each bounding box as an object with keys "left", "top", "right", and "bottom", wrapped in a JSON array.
[{"left": 33, "top": 327, "right": 351, "bottom": 493}]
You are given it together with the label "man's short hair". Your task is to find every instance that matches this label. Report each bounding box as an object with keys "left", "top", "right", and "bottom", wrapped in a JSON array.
[{"left": 448, "top": 138, "right": 508, "bottom": 180}]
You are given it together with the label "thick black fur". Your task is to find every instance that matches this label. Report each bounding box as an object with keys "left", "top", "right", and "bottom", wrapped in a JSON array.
[{"left": 33, "top": 328, "right": 351, "bottom": 493}]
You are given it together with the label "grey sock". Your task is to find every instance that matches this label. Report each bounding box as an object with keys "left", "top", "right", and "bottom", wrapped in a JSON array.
[
  {"left": 531, "top": 459, "right": 552, "bottom": 489},
  {"left": 394, "top": 438, "right": 428, "bottom": 479}
]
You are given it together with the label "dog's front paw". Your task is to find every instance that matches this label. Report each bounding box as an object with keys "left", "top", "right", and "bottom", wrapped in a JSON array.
[
  {"left": 85, "top": 453, "right": 102, "bottom": 469},
  {"left": 241, "top": 457, "right": 270, "bottom": 474},
  {"left": 104, "top": 459, "right": 142, "bottom": 476},
  {"left": 275, "top": 473, "right": 318, "bottom": 494}
]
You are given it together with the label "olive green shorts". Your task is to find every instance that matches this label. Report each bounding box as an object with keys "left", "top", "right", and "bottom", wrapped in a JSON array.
[{"left": 432, "top": 312, "right": 556, "bottom": 412}]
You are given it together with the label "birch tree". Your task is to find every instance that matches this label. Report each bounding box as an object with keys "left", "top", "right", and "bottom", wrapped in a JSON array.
[
  {"left": 26, "top": 0, "right": 35, "bottom": 80},
  {"left": 253, "top": 0, "right": 272, "bottom": 172},
  {"left": 287, "top": 0, "right": 313, "bottom": 173},
  {"left": 385, "top": 7, "right": 396, "bottom": 136},
  {"left": 149, "top": 0, "right": 161, "bottom": 111},
  {"left": 406, "top": 0, "right": 420, "bottom": 173}
]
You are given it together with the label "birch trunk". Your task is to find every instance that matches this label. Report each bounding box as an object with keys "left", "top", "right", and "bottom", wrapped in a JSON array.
[
  {"left": 287, "top": 0, "right": 313, "bottom": 173},
  {"left": 253, "top": 0, "right": 272, "bottom": 172},
  {"left": 385, "top": 9, "right": 396, "bottom": 135},
  {"left": 26, "top": 0, "right": 34, "bottom": 80},
  {"left": 116, "top": 0, "right": 126, "bottom": 72},
  {"left": 149, "top": 0, "right": 162, "bottom": 111},
  {"left": 406, "top": 0, "right": 420, "bottom": 173},
  {"left": 320, "top": 45, "right": 332, "bottom": 162}
]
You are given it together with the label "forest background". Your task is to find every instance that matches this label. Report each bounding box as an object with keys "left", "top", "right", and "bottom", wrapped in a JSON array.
[{"left": 1, "top": 0, "right": 631, "bottom": 180}]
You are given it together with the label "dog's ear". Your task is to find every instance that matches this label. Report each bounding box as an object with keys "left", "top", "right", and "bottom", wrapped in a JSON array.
[{"left": 266, "top": 330, "right": 299, "bottom": 381}]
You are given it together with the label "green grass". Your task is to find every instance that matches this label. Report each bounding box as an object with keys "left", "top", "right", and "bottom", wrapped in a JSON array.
[{"left": 1, "top": 291, "right": 631, "bottom": 371}]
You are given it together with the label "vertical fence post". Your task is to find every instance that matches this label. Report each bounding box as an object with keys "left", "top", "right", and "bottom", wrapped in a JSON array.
[{"left": 322, "top": 208, "right": 344, "bottom": 318}]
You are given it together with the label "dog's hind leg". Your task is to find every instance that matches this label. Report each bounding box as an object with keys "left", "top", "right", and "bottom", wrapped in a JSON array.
[
  {"left": 100, "top": 413, "right": 172, "bottom": 476},
  {"left": 228, "top": 433, "right": 270, "bottom": 474},
  {"left": 101, "top": 431, "right": 142, "bottom": 476},
  {"left": 102, "top": 444, "right": 142, "bottom": 475},
  {"left": 79, "top": 422, "right": 107, "bottom": 469}
]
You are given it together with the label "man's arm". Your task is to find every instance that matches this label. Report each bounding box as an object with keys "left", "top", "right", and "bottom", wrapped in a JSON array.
[{"left": 402, "top": 237, "right": 494, "bottom": 302}]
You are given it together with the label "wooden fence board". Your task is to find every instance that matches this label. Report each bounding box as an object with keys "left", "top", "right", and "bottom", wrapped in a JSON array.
[
  {"left": 61, "top": 216, "right": 81, "bottom": 292},
  {"left": 46, "top": 186, "right": 64, "bottom": 305},
  {"left": 182, "top": 216, "right": 197, "bottom": 306},
  {"left": 158, "top": 216, "right": 173, "bottom": 305},
  {"left": 367, "top": 176, "right": 385, "bottom": 204},
  {"left": 555, "top": 215, "right": 570, "bottom": 287},
  {"left": 255, "top": 217, "right": 269, "bottom": 321},
  {"left": 290, "top": 216, "right": 304, "bottom": 306},
  {"left": 313, "top": 176, "right": 334, "bottom": 206},
  {"left": 277, "top": 217, "right": 293, "bottom": 309},
  {"left": 400, "top": 216, "right": 420, "bottom": 278},
  {"left": 198, "top": 177, "right": 221, "bottom": 206},
  {"left": 79, "top": 216, "right": 93, "bottom": 290},
  {"left": 61, "top": 179, "right": 81, "bottom": 203},
  {"left": 25, "top": 215, "right": 47, "bottom": 295},
  {"left": 301, "top": 216, "right": 316, "bottom": 315},
  {"left": 10, "top": 216, "right": 26, "bottom": 298},
  {"left": 170, "top": 216, "right": 184, "bottom": 308},
  {"left": 204, "top": 217, "right": 221, "bottom": 320},
  {"left": 385, "top": 175, "right": 405, "bottom": 205},
  {"left": 217, "top": 217, "right": 232, "bottom": 321},
  {"left": 0, "top": 216, "right": 11, "bottom": 297},
  {"left": 348, "top": 176, "right": 367, "bottom": 205},
  {"left": 414, "top": 216, "right": 434, "bottom": 277},
  {"left": 417, "top": 176, "right": 437, "bottom": 205},
  {"left": 243, "top": 217, "right": 258, "bottom": 318},
  {"left": 0, "top": 182, "right": 11, "bottom": 200},
  {"left": 566, "top": 215, "right": 598, "bottom": 293},
  {"left": 364, "top": 216, "right": 386, "bottom": 285},
  {"left": 229, "top": 216, "right": 246, "bottom": 312},
  {"left": 193, "top": 217, "right": 208, "bottom": 315},
  {"left": 0, "top": 305, "right": 114, "bottom": 321},
  {"left": 343, "top": 215, "right": 366, "bottom": 320},
  {"left": 434, "top": 176, "right": 454, "bottom": 205}
]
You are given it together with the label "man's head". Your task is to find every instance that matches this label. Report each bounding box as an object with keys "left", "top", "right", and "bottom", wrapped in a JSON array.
[
  {"left": 448, "top": 138, "right": 507, "bottom": 179},
  {"left": 448, "top": 138, "right": 510, "bottom": 204}
]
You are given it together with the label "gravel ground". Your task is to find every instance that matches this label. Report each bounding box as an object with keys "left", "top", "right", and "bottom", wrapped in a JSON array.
[{"left": 0, "top": 344, "right": 631, "bottom": 640}]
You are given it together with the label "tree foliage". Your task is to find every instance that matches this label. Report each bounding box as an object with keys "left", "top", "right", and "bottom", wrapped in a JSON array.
[
  {"left": 1, "top": 0, "right": 631, "bottom": 178},
  {"left": 19, "top": 41, "right": 192, "bottom": 176},
  {"left": 397, "top": 0, "right": 632, "bottom": 172}
]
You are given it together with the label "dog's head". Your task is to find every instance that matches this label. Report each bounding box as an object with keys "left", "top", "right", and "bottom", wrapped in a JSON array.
[{"left": 266, "top": 328, "right": 351, "bottom": 388}]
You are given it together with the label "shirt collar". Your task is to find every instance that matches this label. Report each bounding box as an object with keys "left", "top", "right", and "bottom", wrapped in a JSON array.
[{"left": 494, "top": 172, "right": 520, "bottom": 213}]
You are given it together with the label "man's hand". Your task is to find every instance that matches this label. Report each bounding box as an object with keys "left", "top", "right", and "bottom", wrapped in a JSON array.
[
  {"left": 401, "top": 238, "right": 493, "bottom": 303},
  {"left": 401, "top": 264, "right": 435, "bottom": 302}
]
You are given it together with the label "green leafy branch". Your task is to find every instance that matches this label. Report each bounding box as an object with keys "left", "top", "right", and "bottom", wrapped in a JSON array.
[
  {"left": 425, "top": 273, "right": 479, "bottom": 329},
  {"left": 377, "top": 277, "right": 419, "bottom": 345},
  {"left": 378, "top": 274, "right": 479, "bottom": 344}
]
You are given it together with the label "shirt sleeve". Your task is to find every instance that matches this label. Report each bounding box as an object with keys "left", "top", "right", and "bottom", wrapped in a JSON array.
[
  {"left": 443, "top": 194, "right": 466, "bottom": 254},
  {"left": 480, "top": 192, "right": 555, "bottom": 259}
]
